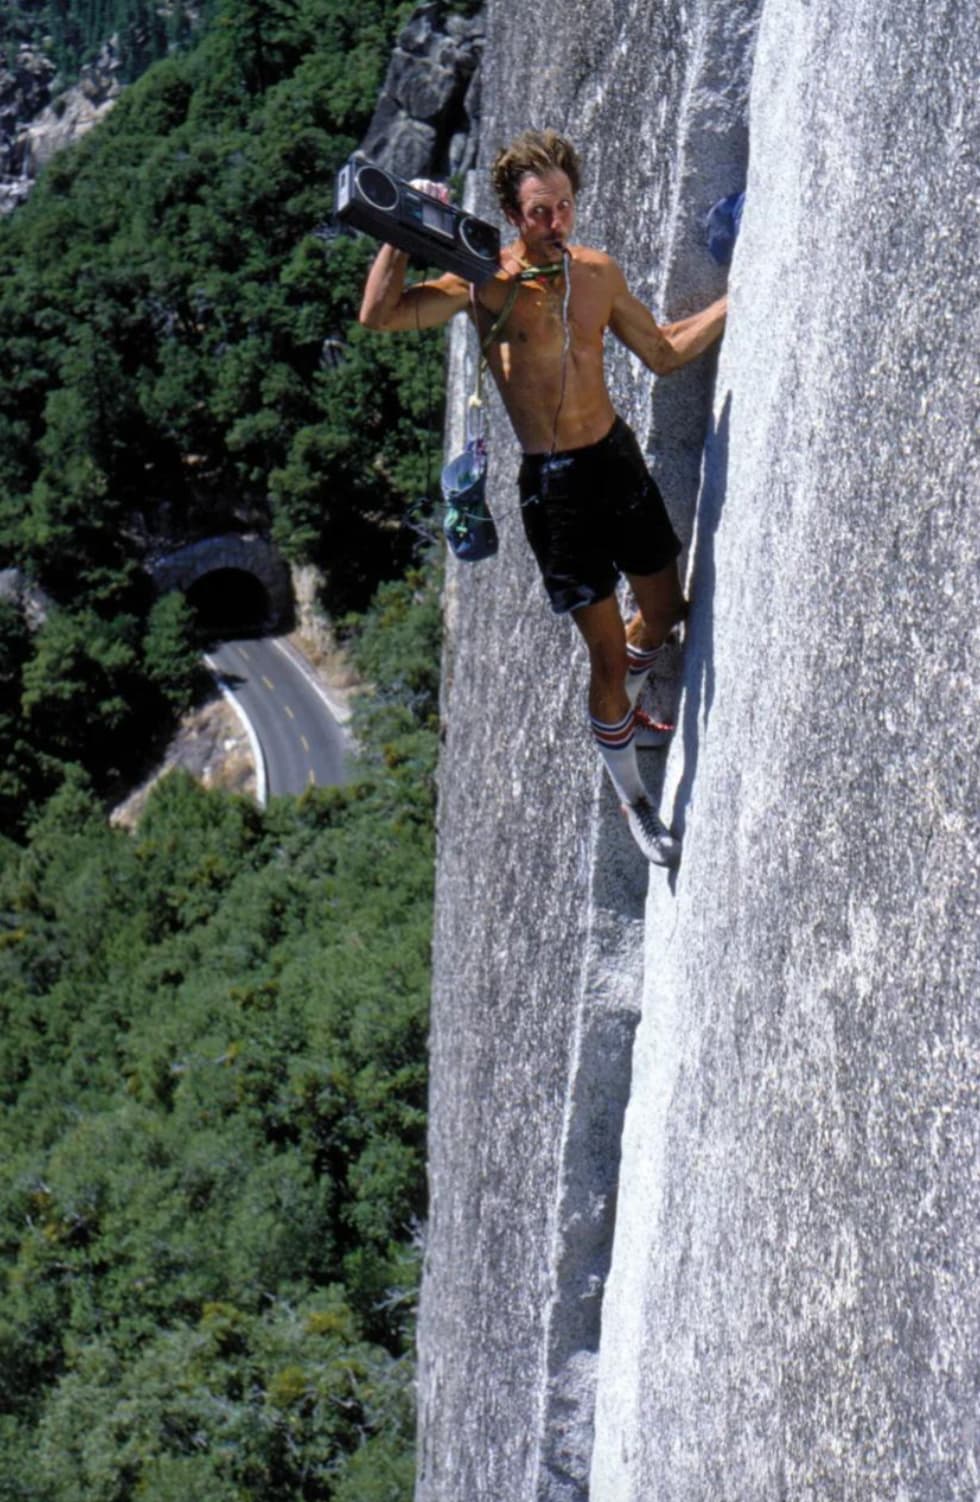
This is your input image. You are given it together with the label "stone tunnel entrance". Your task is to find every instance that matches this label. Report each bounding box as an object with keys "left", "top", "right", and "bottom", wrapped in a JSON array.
[
  {"left": 185, "top": 567, "right": 272, "bottom": 636},
  {"left": 148, "top": 534, "right": 294, "bottom": 638}
]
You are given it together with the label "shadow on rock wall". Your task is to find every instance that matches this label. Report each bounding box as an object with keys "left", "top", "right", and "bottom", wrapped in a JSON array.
[{"left": 670, "top": 389, "right": 731, "bottom": 843}]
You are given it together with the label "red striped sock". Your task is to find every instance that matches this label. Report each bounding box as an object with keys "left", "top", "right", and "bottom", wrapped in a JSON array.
[{"left": 589, "top": 709, "right": 646, "bottom": 804}]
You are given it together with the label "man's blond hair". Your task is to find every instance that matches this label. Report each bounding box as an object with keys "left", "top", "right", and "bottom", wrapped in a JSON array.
[{"left": 490, "top": 129, "right": 582, "bottom": 218}]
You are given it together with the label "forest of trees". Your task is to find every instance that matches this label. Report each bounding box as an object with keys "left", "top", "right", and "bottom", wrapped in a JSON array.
[
  {"left": 0, "top": 0, "right": 453, "bottom": 829},
  {"left": 0, "top": 562, "right": 441, "bottom": 1499},
  {"left": 1, "top": 1, "right": 199, "bottom": 84},
  {"left": 0, "top": 1, "right": 472, "bottom": 1495}
]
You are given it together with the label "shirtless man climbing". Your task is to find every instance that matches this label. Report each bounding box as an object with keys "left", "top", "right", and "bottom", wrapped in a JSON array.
[{"left": 359, "top": 129, "right": 727, "bottom": 865}]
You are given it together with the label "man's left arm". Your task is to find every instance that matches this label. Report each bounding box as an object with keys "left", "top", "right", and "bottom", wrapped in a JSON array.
[{"left": 608, "top": 262, "right": 727, "bottom": 375}]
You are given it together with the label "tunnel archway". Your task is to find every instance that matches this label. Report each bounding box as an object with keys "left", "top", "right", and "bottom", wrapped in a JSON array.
[
  {"left": 185, "top": 568, "right": 272, "bottom": 636},
  {"left": 148, "top": 534, "right": 294, "bottom": 635}
]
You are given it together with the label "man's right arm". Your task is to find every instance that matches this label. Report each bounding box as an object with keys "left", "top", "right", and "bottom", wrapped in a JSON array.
[{"left": 358, "top": 244, "right": 469, "bottom": 332}]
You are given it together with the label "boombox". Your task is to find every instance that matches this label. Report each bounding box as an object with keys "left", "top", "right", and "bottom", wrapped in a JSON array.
[{"left": 334, "top": 156, "right": 500, "bottom": 285}]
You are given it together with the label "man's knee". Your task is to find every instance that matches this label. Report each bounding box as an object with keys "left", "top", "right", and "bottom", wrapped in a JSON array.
[{"left": 627, "top": 567, "right": 687, "bottom": 646}]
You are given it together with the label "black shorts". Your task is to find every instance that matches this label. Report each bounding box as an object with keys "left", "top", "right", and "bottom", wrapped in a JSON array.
[{"left": 518, "top": 417, "right": 681, "bottom": 614}]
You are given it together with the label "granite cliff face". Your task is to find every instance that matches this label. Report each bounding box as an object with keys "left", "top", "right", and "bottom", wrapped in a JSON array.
[
  {"left": 418, "top": 1, "right": 979, "bottom": 1499},
  {"left": 360, "top": 0, "right": 483, "bottom": 180}
]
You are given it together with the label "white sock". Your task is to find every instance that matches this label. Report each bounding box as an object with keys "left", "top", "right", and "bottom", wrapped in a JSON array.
[
  {"left": 589, "top": 708, "right": 646, "bottom": 805},
  {"left": 625, "top": 641, "right": 666, "bottom": 706}
]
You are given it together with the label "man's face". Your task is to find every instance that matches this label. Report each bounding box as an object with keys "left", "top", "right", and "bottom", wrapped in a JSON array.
[{"left": 508, "top": 170, "right": 576, "bottom": 261}]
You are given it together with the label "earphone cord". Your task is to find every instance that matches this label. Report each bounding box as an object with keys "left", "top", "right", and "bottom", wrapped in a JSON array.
[{"left": 548, "top": 248, "right": 573, "bottom": 457}]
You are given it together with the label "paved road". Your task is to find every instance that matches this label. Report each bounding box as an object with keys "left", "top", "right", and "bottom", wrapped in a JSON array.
[{"left": 206, "top": 636, "right": 349, "bottom": 800}]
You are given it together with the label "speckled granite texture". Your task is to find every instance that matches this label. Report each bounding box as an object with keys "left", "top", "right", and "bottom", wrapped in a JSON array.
[
  {"left": 594, "top": 2, "right": 980, "bottom": 1497},
  {"left": 416, "top": 1, "right": 979, "bottom": 1498}
]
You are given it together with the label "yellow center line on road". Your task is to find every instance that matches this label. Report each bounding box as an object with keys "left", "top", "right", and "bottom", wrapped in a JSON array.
[
  {"left": 300, "top": 734, "right": 310, "bottom": 753},
  {"left": 285, "top": 704, "right": 295, "bottom": 719},
  {"left": 262, "top": 675, "right": 275, "bottom": 691},
  {"left": 307, "top": 768, "right": 316, "bottom": 786}
]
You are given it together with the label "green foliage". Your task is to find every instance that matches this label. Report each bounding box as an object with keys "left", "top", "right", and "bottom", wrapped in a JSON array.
[
  {"left": 0, "top": 559, "right": 440, "bottom": 1498},
  {"left": 0, "top": 600, "right": 41, "bottom": 830},
  {"left": 0, "top": 0, "right": 453, "bottom": 833},
  {"left": 0, "top": 1, "right": 184, "bottom": 85},
  {"left": 0, "top": 3, "right": 451, "bottom": 1482},
  {"left": 0, "top": 0, "right": 445, "bottom": 602},
  {"left": 142, "top": 590, "right": 208, "bottom": 714},
  {"left": 347, "top": 568, "right": 442, "bottom": 718}
]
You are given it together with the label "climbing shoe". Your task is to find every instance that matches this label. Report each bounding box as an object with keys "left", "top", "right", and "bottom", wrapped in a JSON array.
[
  {"left": 622, "top": 797, "right": 681, "bottom": 867},
  {"left": 633, "top": 705, "right": 675, "bottom": 750}
]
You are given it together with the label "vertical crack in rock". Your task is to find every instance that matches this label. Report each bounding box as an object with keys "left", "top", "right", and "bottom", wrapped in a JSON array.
[
  {"left": 419, "top": 282, "right": 652, "bottom": 1502},
  {"left": 531, "top": 888, "right": 645, "bottom": 1502}
]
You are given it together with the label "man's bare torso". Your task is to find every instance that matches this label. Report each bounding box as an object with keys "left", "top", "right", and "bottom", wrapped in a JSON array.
[
  {"left": 359, "top": 169, "right": 724, "bottom": 453},
  {"left": 474, "top": 243, "right": 618, "bottom": 454}
]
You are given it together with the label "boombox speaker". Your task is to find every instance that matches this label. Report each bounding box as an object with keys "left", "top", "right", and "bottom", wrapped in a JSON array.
[{"left": 335, "top": 156, "right": 500, "bottom": 285}]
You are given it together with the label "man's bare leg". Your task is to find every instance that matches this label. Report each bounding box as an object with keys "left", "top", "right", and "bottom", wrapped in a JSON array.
[
  {"left": 622, "top": 563, "right": 687, "bottom": 728},
  {"left": 625, "top": 561, "right": 688, "bottom": 650},
  {"left": 570, "top": 567, "right": 686, "bottom": 721},
  {"left": 571, "top": 593, "right": 681, "bottom": 865},
  {"left": 571, "top": 595, "right": 630, "bottom": 723}
]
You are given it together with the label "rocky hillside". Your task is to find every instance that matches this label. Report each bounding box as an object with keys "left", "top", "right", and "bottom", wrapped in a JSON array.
[
  {"left": 1, "top": 39, "right": 132, "bottom": 213},
  {"left": 418, "top": 0, "right": 979, "bottom": 1498},
  {"left": 1, "top": 1, "right": 481, "bottom": 215},
  {"left": 0, "top": 0, "right": 197, "bottom": 214}
]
